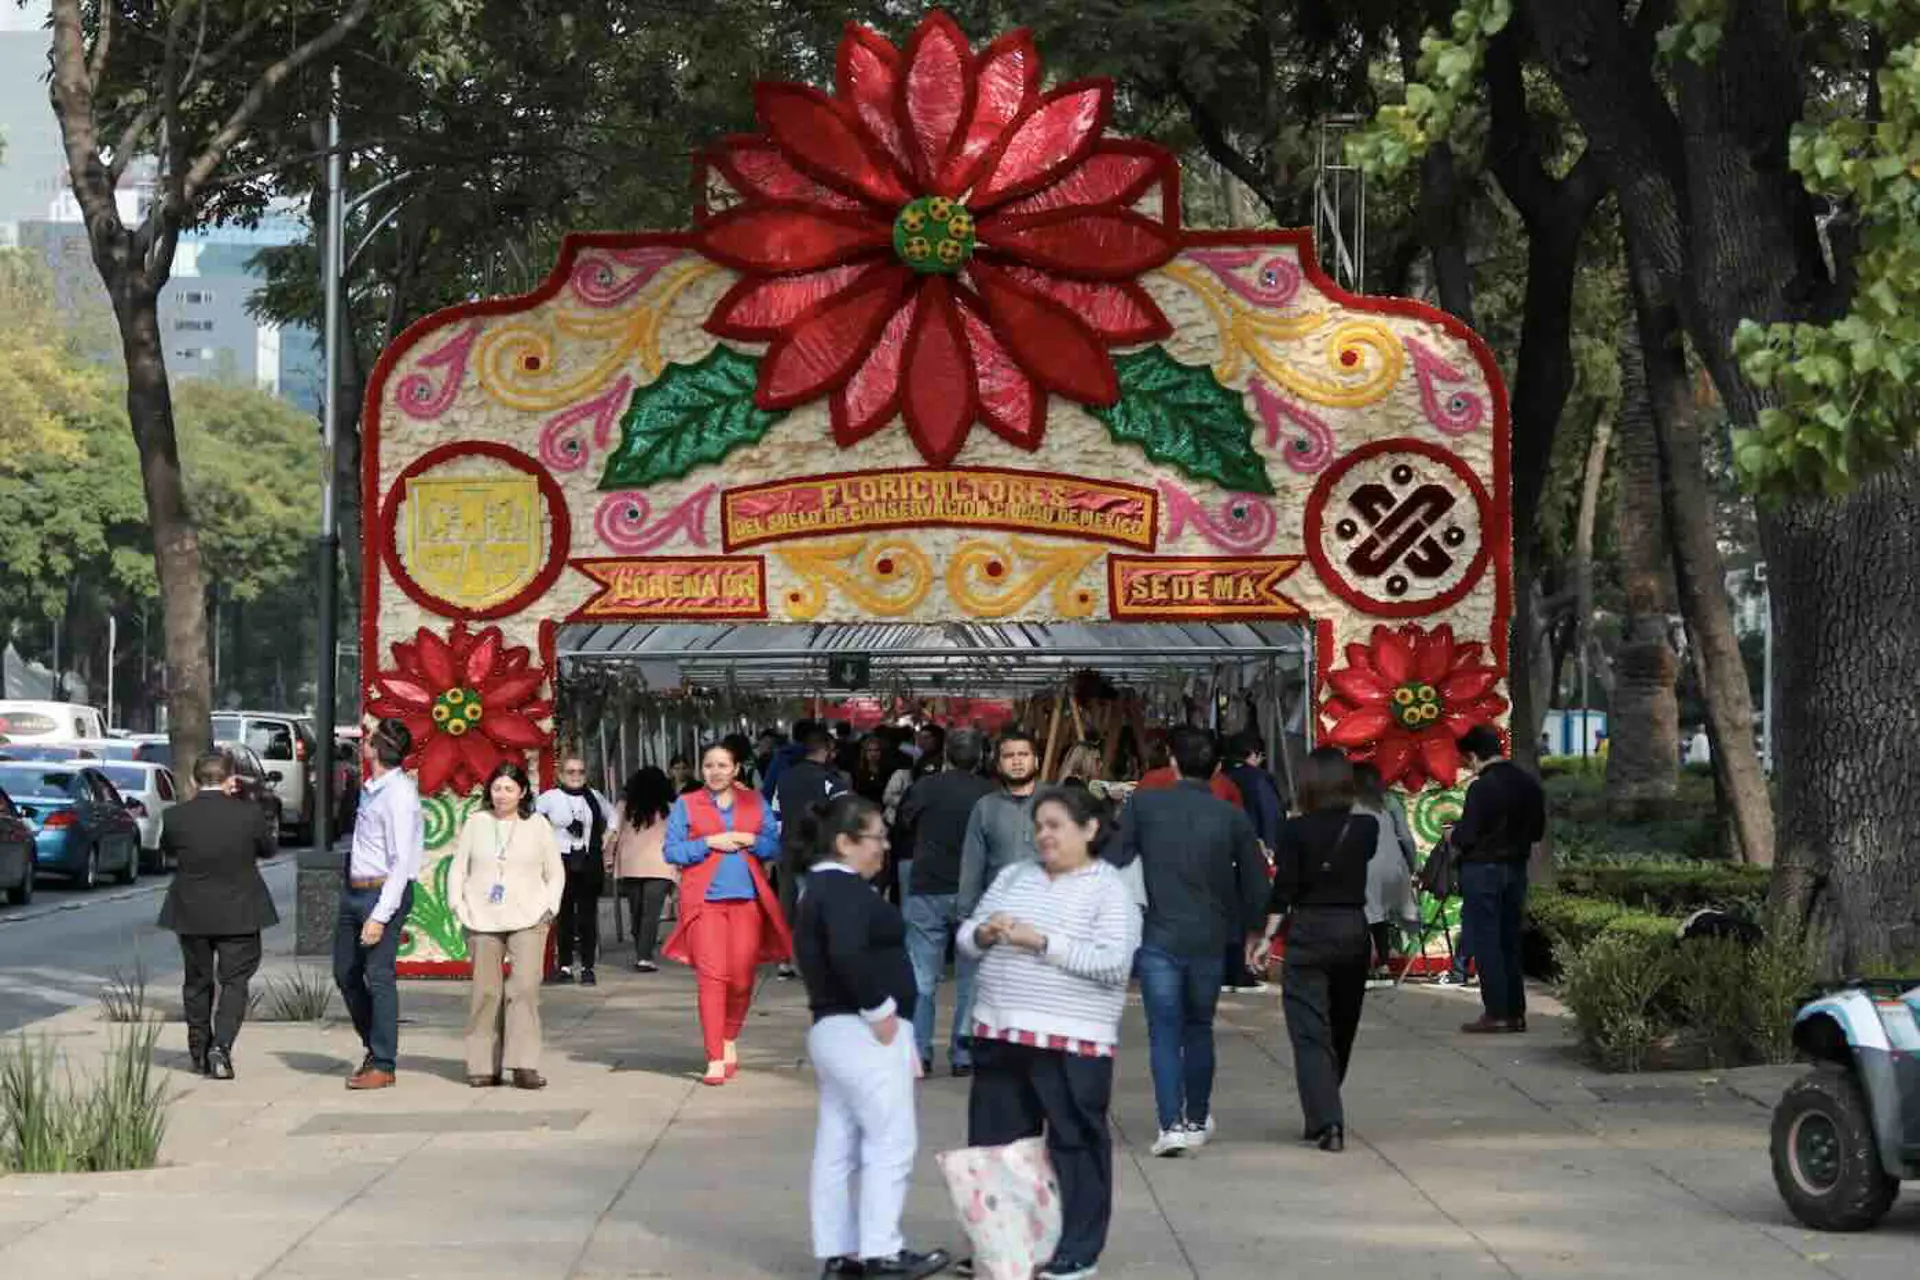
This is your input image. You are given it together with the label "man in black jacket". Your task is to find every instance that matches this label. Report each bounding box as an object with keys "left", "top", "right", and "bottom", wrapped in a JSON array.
[
  {"left": 157, "top": 751, "right": 280, "bottom": 1079},
  {"left": 773, "top": 724, "right": 850, "bottom": 976},
  {"left": 1114, "top": 727, "right": 1268, "bottom": 1155},
  {"left": 1451, "top": 726, "right": 1547, "bottom": 1034}
]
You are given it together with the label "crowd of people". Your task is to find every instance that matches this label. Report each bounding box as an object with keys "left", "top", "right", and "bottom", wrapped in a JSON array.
[{"left": 145, "top": 711, "right": 1545, "bottom": 1280}]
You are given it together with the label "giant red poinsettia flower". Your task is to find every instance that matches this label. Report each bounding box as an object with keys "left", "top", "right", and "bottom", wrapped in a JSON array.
[
  {"left": 1322, "top": 623, "right": 1508, "bottom": 793},
  {"left": 367, "top": 623, "right": 552, "bottom": 796},
  {"left": 695, "top": 12, "right": 1180, "bottom": 465}
]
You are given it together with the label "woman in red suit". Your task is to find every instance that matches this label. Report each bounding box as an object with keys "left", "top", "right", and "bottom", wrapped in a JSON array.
[{"left": 663, "top": 740, "right": 791, "bottom": 1084}]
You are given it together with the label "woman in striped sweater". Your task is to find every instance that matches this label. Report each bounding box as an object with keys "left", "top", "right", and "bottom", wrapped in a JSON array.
[{"left": 957, "top": 786, "right": 1141, "bottom": 1280}]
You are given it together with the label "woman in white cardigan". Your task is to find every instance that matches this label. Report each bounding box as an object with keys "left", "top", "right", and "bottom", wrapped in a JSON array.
[
  {"left": 448, "top": 761, "right": 565, "bottom": 1089},
  {"left": 957, "top": 785, "right": 1140, "bottom": 1280}
]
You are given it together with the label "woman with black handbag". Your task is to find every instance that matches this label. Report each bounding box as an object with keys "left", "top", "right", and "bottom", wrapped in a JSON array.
[{"left": 1250, "top": 748, "right": 1378, "bottom": 1152}]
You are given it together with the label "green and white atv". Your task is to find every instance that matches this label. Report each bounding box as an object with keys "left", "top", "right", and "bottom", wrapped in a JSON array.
[{"left": 1772, "top": 979, "right": 1920, "bottom": 1231}]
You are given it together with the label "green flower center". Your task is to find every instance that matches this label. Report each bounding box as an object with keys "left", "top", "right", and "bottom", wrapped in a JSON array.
[
  {"left": 893, "top": 196, "right": 974, "bottom": 275},
  {"left": 1390, "top": 682, "right": 1441, "bottom": 730},
  {"left": 430, "top": 688, "right": 485, "bottom": 736}
]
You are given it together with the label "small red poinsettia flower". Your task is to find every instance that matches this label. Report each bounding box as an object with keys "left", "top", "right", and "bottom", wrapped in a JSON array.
[
  {"left": 367, "top": 623, "right": 552, "bottom": 796},
  {"left": 1322, "top": 623, "right": 1507, "bottom": 793},
  {"left": 695, "top": 11, "right": 1180, "bottom": 465}
]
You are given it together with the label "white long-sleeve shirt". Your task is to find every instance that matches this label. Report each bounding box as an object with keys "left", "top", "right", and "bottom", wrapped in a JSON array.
[{"left": 347, "top": 768, "right": 424, "bottom": 924}]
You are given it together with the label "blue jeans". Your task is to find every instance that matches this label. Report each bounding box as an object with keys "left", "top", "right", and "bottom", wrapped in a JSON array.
[
  {"left": 1460, "top": 861, "right": 1528, "bottom": 1020},
  {"left": 903, "top": 891, "right": 975, "bottom": 1068},
  {"left": 1134, "top": 945, "right": 1225, "bottom": 1131},
  {"left": 333, "top": 884, "right": 413, "bottom": 1072}
]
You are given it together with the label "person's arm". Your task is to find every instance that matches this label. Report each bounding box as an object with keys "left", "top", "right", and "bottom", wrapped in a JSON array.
[
  {"left": 1389, "top": 800, "right": 1419, "bottom": 871},
  {"left": 1448, "top": 774, "right": 1493, "bottom": 857},
  {"left": 1229, "top": 810, "right": 1267, "bottom": 935},
  {"left": 371, "top": 783, "right": 424, "bottom": 925},
  {"left": 445, "top": 820, "right": 474, "bottom": 930},
  {"left": 749, "top": 803, "right": 780, "bottom": 861},
  {"left": 882, "top": 768, "right": 913, "bottom": 825},
  {"left": 537, "top": 822, "right": 565, "bottom": 921},
  {"left": 1029, "top": 872, "right": 1140, "bottom": 988},
  {"left": 957, "top": 868, "right": 1016, "bottom": 960},
  {"left": 1110, "top": 798, "right": 1143, "bottom": 869},
  {"left": 956, "top": 800, "right": 989, "bottom": 916},
  {"left": 662, "top": 801, "right": 708, "bottom": 867},
  {"left": 1266, "top": 821, "right": 1302, "bottom": 917}
]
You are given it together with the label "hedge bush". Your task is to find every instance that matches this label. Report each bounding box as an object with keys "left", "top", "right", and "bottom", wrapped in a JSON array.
[{"left": 1551, "top": 861, "right": 1771, "bottom": 915}]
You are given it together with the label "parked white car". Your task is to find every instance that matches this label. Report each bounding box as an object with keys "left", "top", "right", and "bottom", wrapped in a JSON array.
[
  {"left": 212, "top": 713, "right": 317, "bottom": 841},
  {"left": 88, "top": 762, "right": 179, "bottom": 872},
  {"left": 0, "top": 702, "right": 107, "bottom": 743}
]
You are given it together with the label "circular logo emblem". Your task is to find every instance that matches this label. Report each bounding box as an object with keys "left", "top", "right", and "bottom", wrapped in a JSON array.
[{"left": 1304, "top": 439, "right": 1493, "bottom": 617}]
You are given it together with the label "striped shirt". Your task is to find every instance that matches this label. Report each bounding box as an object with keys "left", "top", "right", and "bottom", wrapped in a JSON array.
[{"left": 958, "top": 859, "right": 1140, "bottom": 1051}]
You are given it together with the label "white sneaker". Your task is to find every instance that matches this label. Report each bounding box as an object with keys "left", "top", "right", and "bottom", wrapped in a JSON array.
[
  {"left": 1182, "top": 1116, "right": 1215, "bottom": 1149},
  {"left": 1150, "top": 1127, "right": 1190, "bottom": 1157}
]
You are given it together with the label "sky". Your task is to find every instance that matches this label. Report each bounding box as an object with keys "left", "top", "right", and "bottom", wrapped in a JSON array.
[{"left": 0, "top": 3, "right": 48, "bottom": 34}]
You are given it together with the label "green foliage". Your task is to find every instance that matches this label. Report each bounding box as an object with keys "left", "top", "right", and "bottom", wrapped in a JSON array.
[
  {"left": 1527, "top": 889, "right": 1678, "bottom": 961},
  {"left": 1090, "top": 348, "right": 1274, "bottom": 495},
  {"left": 1655, "top": 0, "right": 1727, "bottom": 65},
  {"left": 0, "top": 1025, "right": 169, "bottom": 1173},
  {"left": 1560, "top": 932, "right": 1673, "bottom": 1071},
  {"left": 1747, "top": 928, "right": 1819, "bottom": 1065},
  {"left": 1732, "top": 19, "right": 1920, "bottom": 496},
  {"left": 1346, "top": 0, "right": 1512, "bottom": 178},
  {"left": 1551, "top": 862, "right": 1771, "bottom": 915},
  {"left": 598, "top": 347, "right": 787, "bottom": 490},
  {"left": 256, "top": 968, "right": 335, "bottom": 1023},
  {"left": 98, "top": 960, "right": 151, "bottom": 1025},
  {"left": 1668, "top": 936, "right": 1751, "bottom": 1067}
]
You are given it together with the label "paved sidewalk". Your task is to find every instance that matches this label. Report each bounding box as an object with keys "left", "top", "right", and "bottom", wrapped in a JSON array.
[{"left": 2, "top": 953, "right": 1918, "bottom": 1279}]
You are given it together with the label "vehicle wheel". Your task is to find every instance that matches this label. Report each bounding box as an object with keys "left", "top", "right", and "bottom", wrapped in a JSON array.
[
  {"left": 1771, "top": 1063, "right": 1900, "bottom": 1231},
  {"left": 117, "top": 841, "right": 138, "bottom": 886},
  {"left": 4, "top": 860, "right": 29, "bottom": 906},
  {"left": 79, "top": 844, "right": 99, "bottom": 891}
]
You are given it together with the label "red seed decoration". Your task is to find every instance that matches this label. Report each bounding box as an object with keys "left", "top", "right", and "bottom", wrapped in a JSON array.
[
  {"left": 986, "top": 560, "right": 1006, "bottom": 579},
  {"left": 876, "top": 557, "right": 896, "bottom": 576},
  {"left": 1339, "top": 349, "right": 1358, "bottom": 368}
]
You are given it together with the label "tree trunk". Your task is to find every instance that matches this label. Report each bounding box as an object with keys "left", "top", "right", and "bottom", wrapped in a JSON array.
[
  {"left": 1570, "top": 401, "right": 1613, "bottom": 735},
  {"left": 118, "top": 294, "right": 213, "bottom": 780},
  {"left": 1605, "top": 320, "right": 1680, "bottom": 811}
]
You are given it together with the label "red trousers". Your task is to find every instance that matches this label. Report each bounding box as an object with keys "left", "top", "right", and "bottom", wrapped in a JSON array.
[{"left": 686, "top": 899, "right": 764, "bottom": 1060}]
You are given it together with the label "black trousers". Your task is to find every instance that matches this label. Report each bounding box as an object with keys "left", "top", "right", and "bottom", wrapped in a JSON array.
[
  {"left": 1281, "top": 907, "right": 1370, "bottom": 1137},
  {"left": 967, "top": 1038, "right": 1114, "bottom": 1267},
  {"left": 620, "top": 876, "right": 672, "bottom": 962},
  {"left": 178, "top": 932, "right": 263, "bottom": 1057},
  {"left": 557, "top": 862, "right": 604, "bottom": 970}
]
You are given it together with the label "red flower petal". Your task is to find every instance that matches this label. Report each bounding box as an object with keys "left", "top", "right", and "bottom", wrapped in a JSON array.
[
  {"left": 977, "top": 209, "right": 1178, "bottom": 280},
  {"left": 1344, "top": 643, "right": 1379, "bottom": 677},
  {"left": 399, "top": 713, "right": 434, "bottom": 745},
  {"left": 992, "top": 141, "right": 1169, "bottom": 218},
  {"left": 1420, "top": 733, "right": 1463, "bottom": 787},
  {"left": 755, "top": 83, "right": 910, "bottom": 207},
  {"left": 413, "top": 630, "right": 457, "bottom": 693},
  {"left": 699, "top": 203, "right": 890, "bottom": 275},
  {"left": 942, "top": 30, "right": 1040, "bottom": 194},
  {"left": 464, "top": 629, "right": 501, "bottom": 687},
  {"left": 971, "top": 81, "right": 1111, "bottom": 209},
  {"left": 457, "top": 732, "right": 500, "bottom": 786},
  {"left": 1374, "top": 735, "right": 1417, "bottom": 787},
  {"left": 759, "top": 269, "right": 914, "bottom": 409},
  {"left": 836, "top": 23, "right": 911, "bottom": 175},
  {"left": 958, "top": 295, "right": 1044, "bottom": 449},
  {"left": 1326, "top": 707, "right": 1395, "bottom": 747},
  {"left": 988, "top": 264, "right": 1171, "bottom": 344},
  {"left": 1327, "top": 667, "right": 1391, "bottom": 707},
  {"left": 1371, "top": 626, "right": 1415, "bottom": 684},
  {"left": 1453, "top": 641, "right": 1488, "bottom": 669},
  {"left": 481, "top": 670, "right": 546, "bottom": 708},
  {"left": 416, "top": 734, "right": 459, "bottom": 796},
  {"left": 1414, "top": 625, "right": 1456, "bottom": 685},
  {"left": 704, "top": 136, "right": 864, "bottom": 214},
  {"left": 374, "top": 676, "right": 435, "bottom": 710},
  {"left": 897, "top": 12, "right": 973, "bottom": 190},
  {"left": 831, "top": 293, "right": 917, "bottom": 446},
  {"left": 706, "top": 263, "right": 879, "bottom": 340},
  {"left": 481, "top": 711, "right": 548, "bottom": 749},
  {"left": 900, "top": 279, "right": 977, "bottom": 466},
  {"left": 500, "top": 650, "right": 529, "bottom": 674},
  {"left": 969, "top": 260, "right": 1118, "bottom": 404},
  {"left": 1441, "top": 670, "right": 1498, "bottom": 703}
]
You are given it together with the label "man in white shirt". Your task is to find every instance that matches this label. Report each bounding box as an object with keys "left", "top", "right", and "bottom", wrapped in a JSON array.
[
  {"left": 536, "top": 756, "right": 614, "bottom": 985},
  {"left": 333, "top": 718, "right": 424, "bottom": 1090}
]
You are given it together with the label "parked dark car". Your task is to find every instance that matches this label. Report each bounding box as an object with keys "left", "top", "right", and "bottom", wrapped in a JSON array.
[
  {"left": 224, "top": 744, "right": 283, "bottom": 854},
  {"left": 0, "top": 763, "right": 141, "bottom": 889},
  {"left": 0, "top": 785, "right": 33, "bottom": 905}
]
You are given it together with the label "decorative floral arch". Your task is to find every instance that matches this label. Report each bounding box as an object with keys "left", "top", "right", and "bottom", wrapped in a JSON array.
[{"left": 362, "top": 12, "right": 1511, "bottom": 972}]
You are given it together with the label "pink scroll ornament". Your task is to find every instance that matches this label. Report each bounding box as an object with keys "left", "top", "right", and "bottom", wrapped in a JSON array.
[
  {"left": 569, "top": 246, "right": 685, "bottom": 308},
  {"left": 394, "top": 323, "right": 480, "bottom": 421},
  {"left": 1187, "top": 247, "right": 1302, "bottom": 308},
  {"left": 1404, "top": 337, "right": 1486, "bottom": 436},
  {"left": 1249, "top": 379, "right": 1335, "bottom": 473},
  {"left": 539, "top": 375, "right": 635, "bottom": 473},
  {"left": 1158, "top": 479, "right": 1277, "bottom": 553},
  {"left": 593, "top": 485, "right": 717, "bottom": 554}
]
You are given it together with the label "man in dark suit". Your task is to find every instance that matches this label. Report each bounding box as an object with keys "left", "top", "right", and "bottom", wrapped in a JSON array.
[{"left": 158, "top": 751, "right": 280, "bottom": 1079}]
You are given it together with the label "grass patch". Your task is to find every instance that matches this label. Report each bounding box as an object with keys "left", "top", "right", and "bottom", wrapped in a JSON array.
[
  {"left": 98, "top": 959, "right": 152, "bottom": 1025},
  {"left": 0, "top": 1022, "right": 170, "bottom": 1172}
]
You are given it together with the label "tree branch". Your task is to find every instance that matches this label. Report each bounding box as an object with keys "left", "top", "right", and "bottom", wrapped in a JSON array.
[
  {"left": 1171, "top": 75, "right": 1277, "bottom": 218},
  {"left": 182, "top": 0, "right": 375, "bottom": 205},
  {"left": 47, "top": 0, "right": 123, "bottom": 241},
  {"left": 86, "top": 2, "right": 111, "bottom": 92}
]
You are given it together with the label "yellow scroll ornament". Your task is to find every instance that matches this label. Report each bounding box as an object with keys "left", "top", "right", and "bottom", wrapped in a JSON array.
[
  {"left": 945, "top": 537, "right": 1104, "bottom": 619},
  {"left": 774, "top": 536, "right": 935, "bottom": 620}
]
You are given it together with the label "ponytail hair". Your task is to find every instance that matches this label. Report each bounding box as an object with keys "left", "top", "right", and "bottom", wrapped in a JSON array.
[{"left": 799, "top": 792, "right": 882, "bottom": 864}]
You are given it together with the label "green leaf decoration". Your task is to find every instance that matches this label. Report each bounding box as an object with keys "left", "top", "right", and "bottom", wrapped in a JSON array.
[
  {"left": 1090, "top": 347, "right": 1275, "bottom": 495},
  {"left": 397, "top": 854, "right": 468, "bottom": 962},
  {"left": 598, "top": 345, "right": 787, "bottom": 489}
]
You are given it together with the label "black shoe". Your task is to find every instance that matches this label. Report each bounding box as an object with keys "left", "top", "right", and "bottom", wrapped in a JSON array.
[
  {"left": 776, "top": 963, "right": 797, "bottom": 980},
  {"left": 949, "top": 1063, "right": 973, "bottom": 1079},
  {"left": 921, "top": 1056, "right": 934, "bottom": 1076},
  {"left": 820, "top": 1258, "right": 865, "bottom": 1277},
  {"left": 860, "top": 1249, "right": 950, "bottom": 1278},
  {"left": 206, "top": 1046, "right": 234, "bottom": 1080},
  {"left": 579, "top": 968, "right": 597, "bottom": 987},
  {"left": 189, "top": 1049, "right": 209, "bottom": 1076},
  {"left": 1316, "top": 1124, "right": 1345, "bottom": 1153}
]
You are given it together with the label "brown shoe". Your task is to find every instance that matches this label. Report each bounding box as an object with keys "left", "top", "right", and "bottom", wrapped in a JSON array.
[
  {"left": 511, "top": 1069, "right": 548, "bottom": 1091},
  {"left": 347, "top": 1068, "right": 397, "bottom": 1090},
  {"left": 1460, "top": 1015, "right": 1523, "bottom": 1035}
]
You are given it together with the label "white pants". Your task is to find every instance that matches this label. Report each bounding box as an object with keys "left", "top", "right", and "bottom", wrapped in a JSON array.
[{"left": 808, "top": 1013, "right": 919, "bottom": 1261}]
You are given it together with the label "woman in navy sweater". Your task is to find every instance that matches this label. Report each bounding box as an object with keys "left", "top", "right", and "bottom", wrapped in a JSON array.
[{"left": 794, "top": 794, "right": 951, "bottom": 1280}]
